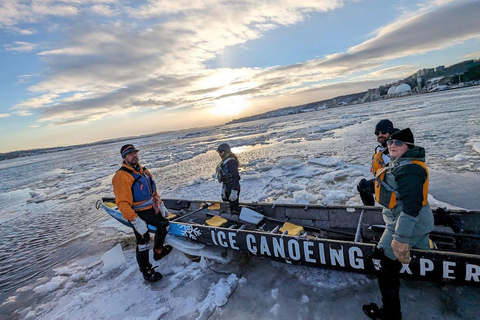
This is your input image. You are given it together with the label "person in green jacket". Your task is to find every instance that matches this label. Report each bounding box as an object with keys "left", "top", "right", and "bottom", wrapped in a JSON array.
[{"left": 363, "top": 128, "right": 434, "bottom": 320}]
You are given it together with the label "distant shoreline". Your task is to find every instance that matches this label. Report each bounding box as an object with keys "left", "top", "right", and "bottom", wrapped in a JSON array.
[{"left": 3, "top": 84, "right": 478, "bottom": 161}]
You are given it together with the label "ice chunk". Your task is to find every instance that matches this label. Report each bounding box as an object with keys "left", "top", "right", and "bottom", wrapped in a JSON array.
[
  {"left": 270, "top": 303, "right": 280, "bottom": 315},
  {"left": 286, "top": 183, "right": 304, "bottom": 192},
  {"left": 196, "top": 273, "right": 239, "bottom": 318},
  {"left": 271, "top": 288, "right": 279, "bottom": 299},
  {"left": 473, "top": 142, "right": 480, "bottom": 154},
  {"left": 33, "top": 276, "right": 68, "bottom": 293},
  {"left": 101, "top": 244, "right": 126, "bottom": 272},
  {"left": 278, "top": 157, "right": 303, "bottom": 170},
  {"left": 292, "top": 190, "right": 317, "bottom": 203},
  {"left": 308, "top": 157, "right": 343, "bottom": 167}
]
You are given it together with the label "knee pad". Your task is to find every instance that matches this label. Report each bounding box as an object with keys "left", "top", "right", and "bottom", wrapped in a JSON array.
[
  {"left": 137, "top": 232, "right": 151, "bottom": 249},
  {"left": 137, "top": 242, "right": 150, "bottom": 252},
  {"left": 370, "top": 247, "right": 402, "bottom": 273}
]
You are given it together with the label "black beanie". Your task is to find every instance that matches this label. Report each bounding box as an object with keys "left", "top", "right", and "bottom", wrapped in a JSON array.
[
  {"left": 390, "top": 128, "right": 414, "bottom": 145},
  {"left": 217, "top": 143, "right": 231, "bottom": 152},
  {"left": 375, "top": 119, "right": 394, "bottom": 134}
]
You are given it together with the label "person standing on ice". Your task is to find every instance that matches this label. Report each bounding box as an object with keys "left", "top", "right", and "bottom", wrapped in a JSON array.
[
  {"left": 357, "top": 119, "right": 396, "bottom": 206},
  {"left": 112, "top": 144, "right": 172, "bottom": 282},
  {"left": 363, "top": 128, "right": 434, "bottom": 320},
  {"left": 216, "top": 143, "right": 241, "bottom": 214}
]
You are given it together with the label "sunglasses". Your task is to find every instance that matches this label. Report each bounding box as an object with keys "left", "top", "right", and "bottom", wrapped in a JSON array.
[
  {"left": 387, "top": 140, "right": 414, "bottom": 147},
  {"left": 375, "top": 131, "right": 389, "bottom": 135}
]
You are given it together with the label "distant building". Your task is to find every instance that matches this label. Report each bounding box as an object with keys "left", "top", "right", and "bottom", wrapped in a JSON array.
[
  {"left": 364, "top": 88, "right": 380, "bottom": 102},
  {"left": 417, "top": 77, "right": 422, "bottom": 91},
  {"left": 435, "top": 65, "right": 445, "bottom": 72},
  {"left": 395, "top": 84, "right": 412, "bottom": 96},
  {"left": 386, "top": 84, "right": 411, "bottom": 98},
  {"left": 387, "top": 85, "right": 397, "bottom": 98},
  {"left": 416, "top": 68, "right": 435, "bottom": 77}
]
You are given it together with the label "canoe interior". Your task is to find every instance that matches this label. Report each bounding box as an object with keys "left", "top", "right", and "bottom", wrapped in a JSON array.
[{"left": 100, "top": 197, "right": 480, "bottom": 256}]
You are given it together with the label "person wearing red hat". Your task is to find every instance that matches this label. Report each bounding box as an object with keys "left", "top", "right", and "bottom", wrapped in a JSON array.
[{"left": 112, "top": 144, "right": 172, "bottom": 282}]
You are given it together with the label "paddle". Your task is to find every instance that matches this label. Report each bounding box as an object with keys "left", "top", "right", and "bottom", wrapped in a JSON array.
[
  {"left": 237, "top": 206, "right": 375, "bottom": 240},
  {"left": 171, "top": 202, "right": 213, "bottom": 222},
  {"left": 354, "top": 209, "right": 365, "bottom": 243},
  {"left": 239, "top": 207, "right": 265, "bottom": 224}
]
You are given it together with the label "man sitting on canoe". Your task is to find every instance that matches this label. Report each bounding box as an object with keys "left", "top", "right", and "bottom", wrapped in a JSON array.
[
  {"left": 112, "top": 144, "right": 172, "bottom": 282},
  {"left": 357, "top": 119, "right": 396, "bottom": 206}
]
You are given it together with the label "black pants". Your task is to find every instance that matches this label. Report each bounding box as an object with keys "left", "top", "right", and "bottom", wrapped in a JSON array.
[
  {"left": 133, "top": 208, "right": 168, "bottom": 272},
  {"left": 372, "top": 247, "right": 403, "bottom": 320},
  {"left": 357, "top": 178, "right": 375, "bottom": 206},
  {"left": 221, "top": 184, "right": 241, "bottom": 213}
]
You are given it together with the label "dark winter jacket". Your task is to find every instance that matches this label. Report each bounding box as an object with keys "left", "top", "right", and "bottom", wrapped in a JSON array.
[
  {"left": 382, "top": 146, "right": 434, "bottom": 244},
  {"left": 216, "top": 155, "right": 241, "bottom": 192}
]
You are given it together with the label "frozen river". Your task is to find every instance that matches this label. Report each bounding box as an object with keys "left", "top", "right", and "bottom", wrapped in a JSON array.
[{"left": 0, "top": 86, "right": 479, "bottom": 319}]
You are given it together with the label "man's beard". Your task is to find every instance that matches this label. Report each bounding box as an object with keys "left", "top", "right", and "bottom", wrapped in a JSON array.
[
  {"left": 125, "top": 158, "right": 138, "bottom": 167},
  {"left": 377, "top": 137, "right": 387, "bottom": 146}
]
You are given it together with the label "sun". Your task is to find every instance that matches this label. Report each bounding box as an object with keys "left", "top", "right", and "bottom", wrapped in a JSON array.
[{"left": 209, "top": 95, "right": 251, "bottom": 117}]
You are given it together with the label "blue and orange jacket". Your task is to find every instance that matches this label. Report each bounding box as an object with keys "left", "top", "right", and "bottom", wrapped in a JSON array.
[{"left": 112, "top": 162, "right": 161, "bottom": 221}]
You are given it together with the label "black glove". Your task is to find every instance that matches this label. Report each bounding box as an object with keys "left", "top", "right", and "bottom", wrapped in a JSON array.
[
  {"left": 357, "top": 178, "right": 375, "bottom": 194},
  {"left": 160, "top": 219, "right": 170, "bottom": 228}
]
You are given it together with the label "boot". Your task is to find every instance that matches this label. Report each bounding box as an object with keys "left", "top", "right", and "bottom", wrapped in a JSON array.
[
  {"left": 363, "top": 303, "right": 383, "bottom": 319},
  {"left": 153, "top": 245, "right": 173, "bottom": 261},
  {"left": 142, "top": 266, "right": 163, "bottom": 282},
  {"left": 377, "top": 255, "right": 402, "bottom": 320}
]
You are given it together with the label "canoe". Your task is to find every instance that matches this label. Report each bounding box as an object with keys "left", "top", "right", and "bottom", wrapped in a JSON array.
[{"left": 96, "top": 197, "right": 480, "bottom": 286}]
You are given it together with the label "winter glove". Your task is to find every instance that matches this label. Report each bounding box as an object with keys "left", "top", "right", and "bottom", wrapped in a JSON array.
[
  {"left": 131, "top": 217, "right": 148, "bottom": 236},
  {"left": 159, "top": 202, "right": 169, "bottom": 218},
  {"left": 391, "top": 239, "right": 411, "bottom": 264},
  {"left": 229, "top": 190, "right": 238, "bottom": 202}
]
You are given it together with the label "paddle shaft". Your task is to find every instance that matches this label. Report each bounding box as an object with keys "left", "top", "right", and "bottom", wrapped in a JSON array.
[
  {"left": 171, "top": 203, "right": 211, "bottom": 222},
  {"left": 354, "top": 209, "right": 365, "bottom": 243},
  {"left": 261, "top": 213, "right": 374, "bottom": 241}
]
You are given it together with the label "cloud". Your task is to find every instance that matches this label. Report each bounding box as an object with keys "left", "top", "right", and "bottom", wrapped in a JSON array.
[
  {"left": 17, "top": 74, "right": 33, "bottom": 84},
  {"left": 345, "top": 1, "right": 480, "bottom": 61},
  {"left": 0, "top": 0, "right": 79, "bottom": 29},
  {"left": 88, "top": 3, "right": 119, "bottom": 16},
  {"left": 0, "top": 113, "right": 11, "bottom": 118},
  {"left": 352, "top": 65, "right": 416, "bottom": 81},
  {"left": 4, "top": 41, "right": 36, "bottom": 52},
  {"left": 463, "top": 51, "right": 480, "bottom": 59},
  {"left": 15, "top": 93, "right": 59, "bottom": 110},
  {"left": 9, "top": 0, "right": 480, "bottom": 128}
]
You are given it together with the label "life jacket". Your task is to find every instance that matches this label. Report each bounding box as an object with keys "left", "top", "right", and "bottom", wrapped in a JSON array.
[
  {"left": 216, "top": 157, "right": 236, "bottom": 183},
  {"left": 374, "top": 160, "right": 429, "bottom": 209},
  {"left": 118, "top": 166, "right": 156, "bottom": 210},
  {"left": 371, "top": 146, "right": 388, "bottom": 175}
]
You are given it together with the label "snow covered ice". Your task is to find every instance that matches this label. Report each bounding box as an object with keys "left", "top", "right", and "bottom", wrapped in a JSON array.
[{"left": 1, "top": 87, "right": 480, "bottom": 319}]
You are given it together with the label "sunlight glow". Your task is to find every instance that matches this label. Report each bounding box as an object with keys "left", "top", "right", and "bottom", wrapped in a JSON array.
[{"left": 209, "top": 95, "right": 251, "bottom": 117}]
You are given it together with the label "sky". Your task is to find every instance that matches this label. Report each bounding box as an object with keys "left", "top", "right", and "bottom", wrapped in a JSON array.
[{"left": 1, "top": 0, "right": 480, "bottom": 153}]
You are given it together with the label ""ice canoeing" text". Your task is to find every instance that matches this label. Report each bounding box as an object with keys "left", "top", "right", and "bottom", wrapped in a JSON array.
[{"left": 209, "top": 229, "right": 480, "bottom": 283}]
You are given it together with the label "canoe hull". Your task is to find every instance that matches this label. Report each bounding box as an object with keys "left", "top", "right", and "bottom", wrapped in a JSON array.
[{"left": 97, "top": 198, "right": 480, "bottom": 285}]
